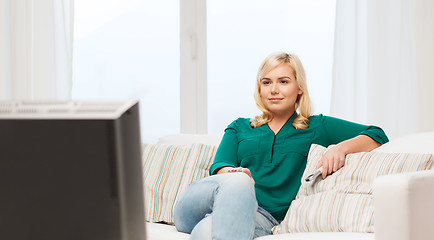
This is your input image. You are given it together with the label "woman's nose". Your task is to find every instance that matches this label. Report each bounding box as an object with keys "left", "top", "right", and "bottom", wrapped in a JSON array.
[{"left": 271, "top": 83, "right": 278, "bottom": 93}]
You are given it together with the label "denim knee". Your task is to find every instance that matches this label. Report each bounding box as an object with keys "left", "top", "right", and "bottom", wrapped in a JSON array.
[
  {"left": 219, "top": 172, "right": 255, "bottom": 191},
  {"left": 190, "top": 215, "right": 212, "bottom": 240},
  {"left": 173, "top": 179, "right": 217, "bottom": 233},
  {"left": 174, "top": 172, "right": 257, "bottom": 238}
]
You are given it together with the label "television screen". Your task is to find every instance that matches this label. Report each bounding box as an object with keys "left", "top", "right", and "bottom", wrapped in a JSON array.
[{"left": 0, "top": 100, "right": 146, "bottom": 240}]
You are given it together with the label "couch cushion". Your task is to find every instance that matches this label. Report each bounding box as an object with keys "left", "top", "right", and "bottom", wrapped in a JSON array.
[
  {"left": 142, "top": 143, "right": 217, "bottom": 224},
  {"left": 146, "top": 222, "right": 190, "bottom": 240},
  {"left": 256, "top": 232, "right": 374, "bottom": 240},
  {"left": 146, "top": 222, "right": 375, "bottom": 240},
  {"left": 276, "top": 144, "right": 433, "bottom": 233}
]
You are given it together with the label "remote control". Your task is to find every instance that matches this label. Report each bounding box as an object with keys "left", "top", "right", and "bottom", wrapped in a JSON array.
[{"left": 305, "top": 167, "right": 323, "bottom": 182}]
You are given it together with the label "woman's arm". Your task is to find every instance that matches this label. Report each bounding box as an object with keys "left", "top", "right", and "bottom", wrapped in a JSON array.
[
  {"left": 316, "top": 115, "right": 388, "bottom": 178},
  {"left": 317, "top": 134, "right": 381, "bottom": 178},
  {"left": 211, "top": 119, "right": 255, "bottom": 183},
  {"left": 209, "top": 120, "right": 240, "bottom": 175}
]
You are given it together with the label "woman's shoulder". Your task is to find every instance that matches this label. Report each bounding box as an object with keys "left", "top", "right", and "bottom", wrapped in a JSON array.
[
  {"left": 308, "top": 114, "right": 325, "bottom": 124},
  {"left": 225, "top": 117, "right": 264, "bottom": 132},
  {"left": 309, "top": 114, "right": 354, "bottom": 124},
  {"left": 307, "top": 114, "right": 340, "bottom": 128},
  {"left": 227, "top": 117, "right": 253, "bottom": 129}
]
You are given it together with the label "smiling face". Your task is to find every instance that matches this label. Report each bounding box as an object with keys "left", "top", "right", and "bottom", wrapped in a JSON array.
[{"left": 259, "top": 63, "right": 303, "bottom": 118}]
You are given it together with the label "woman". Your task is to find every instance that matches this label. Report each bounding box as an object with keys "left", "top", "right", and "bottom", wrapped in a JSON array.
[{"left": 173, "top": 52, "right": 388, "bottom": 240}]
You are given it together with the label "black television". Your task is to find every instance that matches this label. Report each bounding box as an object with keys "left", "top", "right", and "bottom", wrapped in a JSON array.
[{"left": 0, "top": 100, "right": 146, "bottom": 240}]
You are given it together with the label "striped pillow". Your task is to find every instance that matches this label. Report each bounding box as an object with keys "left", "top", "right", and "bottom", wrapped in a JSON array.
[
  {"left": 276, "top": 144, "right": 433, "bottom": 233},
  {"left": 142, "top": 143, "right": 217, "bottom": 224}
]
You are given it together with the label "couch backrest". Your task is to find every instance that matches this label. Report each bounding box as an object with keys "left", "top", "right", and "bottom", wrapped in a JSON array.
[
  {"left": 157, "top": 132, "right": 434, "bottom": 154},
  {"left": 373, "top": 131, "right": 434, "bottom": 154},
  {"left": 158, "top": 132, "right": 434, "bottom": 154},
  {"left": 157, "top": 134, "right": 222, "bottom": 146}
]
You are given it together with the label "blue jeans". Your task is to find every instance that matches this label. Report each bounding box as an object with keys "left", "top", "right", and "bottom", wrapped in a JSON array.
[{"left": 174, "top": 172, "right": 279, "bottom": 240}]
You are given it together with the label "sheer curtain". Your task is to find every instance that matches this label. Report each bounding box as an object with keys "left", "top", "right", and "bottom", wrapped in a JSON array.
[
  {"left": 0, "top": 0, "right": 74, "bottom": 100},
  {"left": 331, "top": 0, "right": 434, "bottom": 139}
]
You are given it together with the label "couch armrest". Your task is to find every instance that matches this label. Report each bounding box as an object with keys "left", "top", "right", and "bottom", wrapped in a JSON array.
[{"left": 374, "top": 170, "right": 434, "bottom": 240}]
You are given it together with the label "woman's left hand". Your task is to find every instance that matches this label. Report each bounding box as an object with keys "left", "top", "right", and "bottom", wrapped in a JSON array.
[
  {"left": 316, "top": 144, "right": 346, "bottom": 179},
  {"left": 228, "top": 167, "right": 255, "bottom": 184}
]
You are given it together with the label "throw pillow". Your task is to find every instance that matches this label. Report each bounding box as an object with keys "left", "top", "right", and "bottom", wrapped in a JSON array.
[
  {"left": 275, "top": 144, "right": 433, "bottom": 233},
  {"left": 142, "top": 143, "right": 217, "bottom": 224}
]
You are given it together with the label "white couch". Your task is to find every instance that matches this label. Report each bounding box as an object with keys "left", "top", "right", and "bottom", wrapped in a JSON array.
[{"left": 145, "top": 132, "right": 434, "bottom": 240}]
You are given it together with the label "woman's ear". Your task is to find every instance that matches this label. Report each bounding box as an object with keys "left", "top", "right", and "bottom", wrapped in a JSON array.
[{"left": 296, "top": 90, "right": 303, "bottom": 103}]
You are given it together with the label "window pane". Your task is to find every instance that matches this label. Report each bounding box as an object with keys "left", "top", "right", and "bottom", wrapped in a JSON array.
[
  {"left": 73, "top": 0, "right": 180, "bottom": 143},
  {"left": 207, "top": 0, "right": 336, "bottom": 134}
]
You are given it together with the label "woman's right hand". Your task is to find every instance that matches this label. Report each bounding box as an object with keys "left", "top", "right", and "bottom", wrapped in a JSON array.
[{"left": 217, "top": 167, "right": 255, "bottom": 184}]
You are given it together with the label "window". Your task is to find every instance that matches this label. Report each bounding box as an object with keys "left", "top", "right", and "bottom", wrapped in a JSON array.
[
  {"left": 207, "top": 0, "right": 336, "bottom": 134},
  {"left": 73, "top": 0, "right": 180, "bottom": 143},
  {"left": 73, "top": 0, "right": 336, "bottom": 141}
]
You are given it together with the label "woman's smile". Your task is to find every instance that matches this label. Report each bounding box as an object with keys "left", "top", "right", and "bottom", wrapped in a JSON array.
[{"left": 269, "top": 98, "right": 284, "bottom": 102}]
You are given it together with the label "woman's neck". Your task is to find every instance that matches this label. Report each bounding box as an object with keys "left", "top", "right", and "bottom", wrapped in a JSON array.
[{"left": 268, "top": 111, "right": 295, "bottom": 134}]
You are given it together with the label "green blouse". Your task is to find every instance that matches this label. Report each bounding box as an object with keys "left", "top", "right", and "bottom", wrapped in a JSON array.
[{"left": 209, "top": 113, "right": 389, "bottom": 221}]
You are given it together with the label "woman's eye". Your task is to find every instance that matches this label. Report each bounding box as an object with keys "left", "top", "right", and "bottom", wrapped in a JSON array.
[
  {"left": 262, "top": 81, "right": 270, "bottom": 85},
  {"left": 280, "top": 80, "right": 288, "bottom": 84}
]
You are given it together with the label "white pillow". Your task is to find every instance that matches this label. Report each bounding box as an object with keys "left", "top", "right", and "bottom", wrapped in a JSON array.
[
  {"left": 275, "top": 144, "right": 433, "bottom": 233},
  {"left": 142, "top": 143, "right": 217, "bottom": 224}
]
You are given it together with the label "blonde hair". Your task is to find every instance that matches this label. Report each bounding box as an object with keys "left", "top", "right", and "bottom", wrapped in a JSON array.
[{"left": 251, "top": 52, "right": 312, "bottom": 129}]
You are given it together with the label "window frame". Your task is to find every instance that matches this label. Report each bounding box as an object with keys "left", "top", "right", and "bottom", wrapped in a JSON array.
[{"left": 180, "top": 0, "right": 208, "bottom": 134}]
